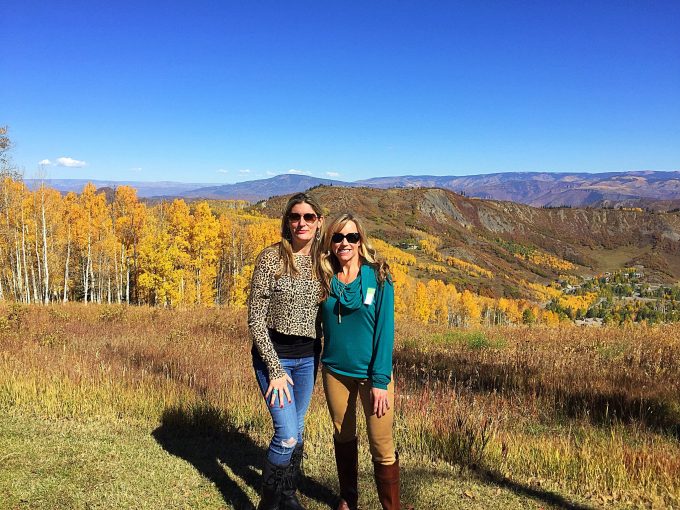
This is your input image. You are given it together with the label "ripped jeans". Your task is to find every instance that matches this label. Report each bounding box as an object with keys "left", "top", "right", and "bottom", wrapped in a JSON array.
[{"left": 253, "top": 355, "right": 319, "bottom": 465}]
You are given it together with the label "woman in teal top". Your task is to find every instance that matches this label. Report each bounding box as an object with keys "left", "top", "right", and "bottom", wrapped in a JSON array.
[{"left": 320, "top": 213, "right": 400, "bottom": 510}]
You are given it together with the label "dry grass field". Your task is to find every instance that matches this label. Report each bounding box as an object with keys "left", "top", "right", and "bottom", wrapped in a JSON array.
[{"left": 1, "top": 303, "right": 679, "bottom": 509}]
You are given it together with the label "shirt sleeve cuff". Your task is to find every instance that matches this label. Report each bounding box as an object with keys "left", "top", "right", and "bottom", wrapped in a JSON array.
[{"left": 371, "top": 375, "right": 390, "bottom": 390}]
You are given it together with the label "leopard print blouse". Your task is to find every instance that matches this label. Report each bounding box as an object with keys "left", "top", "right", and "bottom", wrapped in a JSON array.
[{"left": 247, "top": 246, "right": 323, "bottom": 380}]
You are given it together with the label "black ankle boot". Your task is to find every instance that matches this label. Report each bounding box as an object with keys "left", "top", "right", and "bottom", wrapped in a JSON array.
[
  {"left": 280, "top": 444, "right": 306, "bottom": 510},
  {"left": 257, "top": 457, "right": 286, "bottom": 510}
]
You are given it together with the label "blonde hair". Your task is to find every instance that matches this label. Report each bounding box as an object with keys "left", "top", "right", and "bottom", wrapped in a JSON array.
[
  {"left": 320, "top": 212, "right": 391, "bottom": 289},
  {"left": 275, "top": 192, "right": 327, "bottom": 298}
]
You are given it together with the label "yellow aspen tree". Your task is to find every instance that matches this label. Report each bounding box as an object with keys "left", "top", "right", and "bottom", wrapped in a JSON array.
[
  {"left": 216, "top": 212, "right": 236, "bottom": 304},
  {"left": 78, "top": 183, "right": 109, "bottom": 303},
  {"left": 37, "top": 186, "right": 64, "bottom": 302},
  {"left": 21, "top": 189, "right": 40, "bottom": 303},
  {"left": 137, "top": 216, "right": 182, "bottom": 306},
  {"left": 167, "top": 199, "right": 193, "bottom": 304},
  {"left": 242, "top": 219, "right": 279, "bottom": 262},
  {"left": 113, "top": 185, "right": 146, "bottom": 303},
  {"left": 414, "top": 281, "right": 430, "bottom": 323},
  {"left": 540, "top": 309, "right": 561, "bottom": 325},
  {"left": 460, "top": 289, "right": 482, "bottom": 327},
  {"left": 1, "top": 178, "right": 34, "bottom": 302},
  {"left": 230, "top": 263, "right": 254, "bottom": 307},
  {"left": 495, "top": 297, "right": 522, "bottom": 325},
  {"left": 190, "top": 201, "right": 219, "bottom": 305},
  {"left": 59, "top": 192, "right": 81, "bottom": 302},
  {"left": 442, "top": 282, "right": 460, "bottom": 326},
  {"left": 426, "top": 279, "right": 449, "bottom": 325},
  {"left": 389, "top": 263, "right": 410, "bottom": 319}
]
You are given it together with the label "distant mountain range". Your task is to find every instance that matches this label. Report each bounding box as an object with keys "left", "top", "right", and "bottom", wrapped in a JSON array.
[
  {"left": 180, "top": 174, "right": 347, "bottom": 201},
  {"left": 25, "top": 170, "right": 680, "bottom": 209},
  {"left": 23, "top": 179, "right": 217, "bottom": 198},
  {"left": 362, "top": 171, "right": 680, "bottom": 209}
]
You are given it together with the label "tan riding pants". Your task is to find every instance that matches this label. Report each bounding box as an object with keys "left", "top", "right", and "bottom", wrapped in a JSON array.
[{"left": 322, "top": 367, "right": 396, "bottom": 465}]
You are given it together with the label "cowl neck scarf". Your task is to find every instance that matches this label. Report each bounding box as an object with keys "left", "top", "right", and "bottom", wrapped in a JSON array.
[{"left": 331, "top": 271, "right": 363, "bottom": 311}]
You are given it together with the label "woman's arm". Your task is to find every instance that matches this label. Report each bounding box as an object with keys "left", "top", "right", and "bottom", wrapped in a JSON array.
[
  {"left": 370, "top": 279, "right": 395, "bottom": 390},
  {"left": 370, "top": 279, "right": 395, "bottom": 418},
  {"left": 248, "top": 248, "right": 286, "bottom": 381},
  {"left": 248, "top": 248, "right": 294, "bottom": 407}
]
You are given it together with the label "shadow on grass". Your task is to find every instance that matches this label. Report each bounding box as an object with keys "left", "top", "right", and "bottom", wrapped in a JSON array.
[
  {"left": 152, "top": 403, "right": 336, "bottom": 509},
  {"left": 403, "top": 466, "right": 595, "bottom": 510},
  {"left": 472, "top": 468, "right": 596, "bottom": 510}
]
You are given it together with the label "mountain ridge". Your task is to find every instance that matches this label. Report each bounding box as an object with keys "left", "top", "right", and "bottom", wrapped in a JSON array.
[
  {"left": 25, "top": 170, "right": 680, "bottom": 209},
  {"left": 257, "top": 185, "right": 680, "bottom": 298}
]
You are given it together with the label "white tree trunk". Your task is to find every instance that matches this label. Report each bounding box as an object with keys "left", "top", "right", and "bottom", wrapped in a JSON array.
[
  {"left": 21, "top": 218, "right": 30, "bottom": 303},
  {"left": 84, "top": 234, "right": 91, "bottom": 304},
  {"left": 41, "top": 192, "right": 49, "bottom": 303},
  {"left": 63, "top": 228, "right": 70, "bottom": 303}
]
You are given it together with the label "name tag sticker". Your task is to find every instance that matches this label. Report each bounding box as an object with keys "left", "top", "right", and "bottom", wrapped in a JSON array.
[{"left": 364, "top": 287, "right": 376, "bottom": 305}]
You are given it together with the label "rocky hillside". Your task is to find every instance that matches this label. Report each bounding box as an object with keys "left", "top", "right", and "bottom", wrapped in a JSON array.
[{"left": 257, "top": 186, "right": 680, "bottom": 297}]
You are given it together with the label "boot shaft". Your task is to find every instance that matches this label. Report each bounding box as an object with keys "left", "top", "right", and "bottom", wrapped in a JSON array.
[
  {"left": 373, "top": 454, "right": 400, "bottom": 510},
  {"left": 334, "top": 437, "right": 359, "bottom": 510},
  {"left": 281, "top": 444, "right": 306, "bottom": 510}
]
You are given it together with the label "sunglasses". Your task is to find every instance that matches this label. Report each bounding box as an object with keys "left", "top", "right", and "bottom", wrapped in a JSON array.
[
  {"left": 331, "top": 232, "right": 361, "bottom": 244},
  {"left": 288, "top": 212, "right": 318, "bottom": 223}
]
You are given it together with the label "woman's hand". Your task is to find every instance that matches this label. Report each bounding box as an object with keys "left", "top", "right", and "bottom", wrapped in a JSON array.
[
  {"left": 371, "top": 387, "right": 390, "bottom": 418},
  {"left": 265, "top": 374, "right": 294, "bottom": 408}
]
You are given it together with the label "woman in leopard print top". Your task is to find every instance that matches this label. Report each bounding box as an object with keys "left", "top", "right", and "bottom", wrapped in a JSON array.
[{"left": 248, "top": 192, "right": 326, "bottom": 510}]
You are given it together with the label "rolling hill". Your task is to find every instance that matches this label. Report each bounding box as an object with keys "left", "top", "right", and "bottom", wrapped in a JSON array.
[{"left": 257, "top": 186, "right": 680, "bottom": 298}]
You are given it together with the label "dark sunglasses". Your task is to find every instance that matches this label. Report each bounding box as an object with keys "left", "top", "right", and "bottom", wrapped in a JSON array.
[
  {"left": 331, "top": 232, "right": 360, "bottom": 244},
  {"left": 288, "top": 212, "right": 318, "bottom": 223}
]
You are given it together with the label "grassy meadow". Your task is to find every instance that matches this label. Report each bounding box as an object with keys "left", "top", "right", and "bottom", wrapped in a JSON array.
[{"left": 1, "top": 303, "right": 679, "bottom": 509}]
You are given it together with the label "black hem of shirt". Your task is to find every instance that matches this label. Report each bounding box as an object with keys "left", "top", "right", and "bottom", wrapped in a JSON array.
[{"left": 251, "top": 328, "right": 321, "bottom": 361}]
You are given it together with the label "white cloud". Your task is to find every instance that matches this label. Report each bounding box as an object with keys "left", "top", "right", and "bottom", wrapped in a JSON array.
[
  {"left": 217, "top": 169, "right": 228, "bottom": 174},
  {"left": 129, "top": 167, "right": 143, "bottom": 173},
  {"left": 325, "top": 171, "right": 340, "bottom": 178},
  {"left": 38, "top": 159, "right": 52, "bottom": 166},
  {"left": 288, "top": 169, "right": 312, "bottom": 176},
  {"left": 266, "top": 171, "right": 277, "bottom": 176},
  {"left": 57, "top": 156, "right": 87, "bottom": 168},
  {"left": 239, "top": 169, "right": 251, "bottom": 174}
]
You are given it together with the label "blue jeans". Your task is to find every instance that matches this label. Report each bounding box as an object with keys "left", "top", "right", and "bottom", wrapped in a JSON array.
[{"left": 253, "top": 355, "right": 319, "bottom": 465}]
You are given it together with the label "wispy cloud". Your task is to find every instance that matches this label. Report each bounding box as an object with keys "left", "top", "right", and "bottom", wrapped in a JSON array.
[
  {"left": 217, "top": 169, "right": 228, "bottom": 174},
  {"left": 266, "top": 171, "right": 277, "bottom": 176},
  {"left": 325, "top": 171, "right": 340, "bottom": 178},
  {"left": 38, "top": 159, "right": 52, "bottom": 166},
  {"left": 129, "top": 167, "right": 143, "bottom": 173},
  {"left": 239, "top": 169, "right": 251, "bottom": 174},
  {"left": 57, "top": 156, "right": 87, "bottom": 168},
  {"left": 288, "top": 169, "right": 312, "bottom": 176}
]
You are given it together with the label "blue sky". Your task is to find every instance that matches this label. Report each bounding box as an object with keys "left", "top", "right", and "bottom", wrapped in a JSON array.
[{"left": 2, "top": 1, "right": 679, "bottom": 183}]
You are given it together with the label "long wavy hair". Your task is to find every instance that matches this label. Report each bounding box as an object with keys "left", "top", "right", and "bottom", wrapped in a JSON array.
[
  {"left": 320, "top": 212, "right": 391, "bottom": 289},
  {"left": 275, "top": 192, "right": 327, "bottom": 297}
]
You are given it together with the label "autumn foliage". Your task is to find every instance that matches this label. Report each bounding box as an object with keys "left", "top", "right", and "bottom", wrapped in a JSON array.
[
  {"left": 0, "top": 177, "right": 565, "bottom": 324},
  {"left": 0, "top": 177, "right": 278, "bottom": 307}
]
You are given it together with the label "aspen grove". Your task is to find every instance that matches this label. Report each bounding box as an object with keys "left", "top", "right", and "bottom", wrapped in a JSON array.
[{"left": 0, "top": 177, "right": 564, "bottom": 325}]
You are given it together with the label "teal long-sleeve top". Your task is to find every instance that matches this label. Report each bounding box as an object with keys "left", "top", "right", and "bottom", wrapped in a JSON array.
[{"left": 321, "top": 264, "right": 395, "bottom": 390}]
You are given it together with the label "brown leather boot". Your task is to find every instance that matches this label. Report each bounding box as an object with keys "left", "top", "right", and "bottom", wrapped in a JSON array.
[
  {"left": 333, "top": 437, "right": 359, "bottom": 510},
  {"left": 373, "top": 453, "right": 400, "bottom": 510}
]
